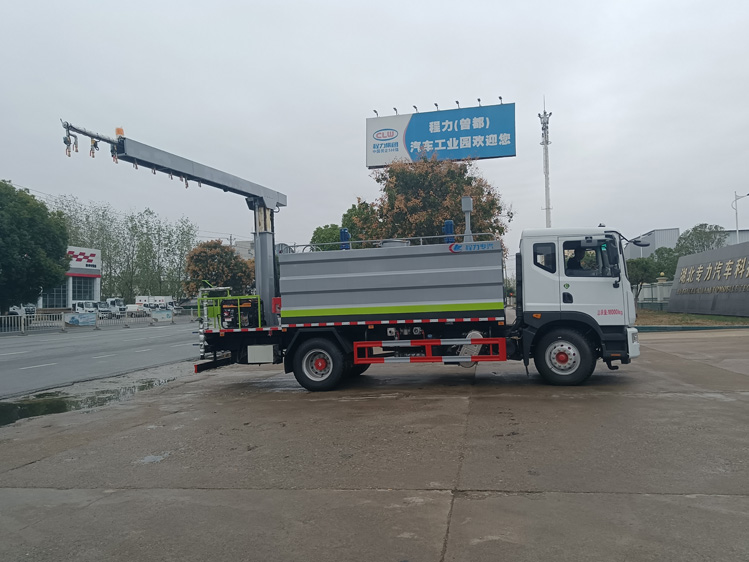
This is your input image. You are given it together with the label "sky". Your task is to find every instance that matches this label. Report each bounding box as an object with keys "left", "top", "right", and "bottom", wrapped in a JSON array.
[{"left": 2, "top": 0, "right": 748, "bottom": 277}]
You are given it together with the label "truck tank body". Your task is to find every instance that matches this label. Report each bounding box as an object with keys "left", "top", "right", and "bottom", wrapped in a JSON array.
[{"left": 278, "top": 242, "right": 505, "bottom": 323}]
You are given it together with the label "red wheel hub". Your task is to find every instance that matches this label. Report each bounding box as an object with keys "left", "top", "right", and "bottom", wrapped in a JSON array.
[
  {"left": 314, "top": 357, "right": 328, "bottom": 371},
  {"left": 555, "top": 351, "right": 569, "bottom": 364}
]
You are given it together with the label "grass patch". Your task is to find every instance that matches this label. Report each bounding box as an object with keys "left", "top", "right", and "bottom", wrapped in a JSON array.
[{"left": 635, "top": 308, "right": 749, "bottom": 326}]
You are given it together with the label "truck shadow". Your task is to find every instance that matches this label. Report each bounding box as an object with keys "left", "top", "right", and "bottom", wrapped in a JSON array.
[
  {"left": 336, "top": 368, "right": 631, "bottom": 392},
  {"left": 226, "top": 366, "right": 632, "bottom": 396}
]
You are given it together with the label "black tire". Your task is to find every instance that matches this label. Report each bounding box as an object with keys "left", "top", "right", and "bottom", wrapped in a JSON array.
[
  {"left": 533, "top": 329, "right": 596, "bottom": 385},
  {"left": 293, "top": 338, "right": 346, "bottom": 391}
]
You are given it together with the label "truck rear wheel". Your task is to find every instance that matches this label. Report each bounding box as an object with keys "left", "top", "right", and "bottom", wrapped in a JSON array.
[
  {"left": 534, "top": 329, "right": 596, "bottom": 385},
  {"left": 293, "top": 338, "right": 345, "bottom": 391}
]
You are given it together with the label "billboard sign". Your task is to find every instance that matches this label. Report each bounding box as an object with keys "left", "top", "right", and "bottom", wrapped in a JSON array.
[
  {"left": 66, "top": 246, "right": 101, "bottom": 277},
  {"left": 64, "top": 313, "right": 96, "bottom": 326},
  {"left": 668, "top": 241, "right": 749, "bottom": 316},
  {"left": 366, "top": 103, "right": 516, "bottom": 168},
  {"left": 151, "top": 309, "right": 174, "bottom": 322}
]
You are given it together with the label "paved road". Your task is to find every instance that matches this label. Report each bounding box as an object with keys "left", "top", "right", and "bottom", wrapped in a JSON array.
[
  {"left": 1, "top": 329, "right": 748, "bottom": 561},
  {"left": 0, "top": 321, "right": 199, "bottom": 398}
]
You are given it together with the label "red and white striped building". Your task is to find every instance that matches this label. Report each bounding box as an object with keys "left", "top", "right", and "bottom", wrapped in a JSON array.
[{"left": 38, "top": 246, "right": 101, "bottom": 309}]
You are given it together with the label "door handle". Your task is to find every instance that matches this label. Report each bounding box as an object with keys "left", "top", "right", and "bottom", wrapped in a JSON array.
[{"left": 562, "top": 292, "right": 573, "bottom": 303}]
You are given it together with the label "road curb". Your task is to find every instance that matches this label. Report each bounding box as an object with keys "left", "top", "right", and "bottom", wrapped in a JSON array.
[{"left": 637, "top": 325, "right": 749, "bottom": 332}]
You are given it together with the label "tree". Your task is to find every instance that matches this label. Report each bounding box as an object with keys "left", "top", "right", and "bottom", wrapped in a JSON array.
[
  {"left": 52, "top": 196, "right": 198, "bottom": 302},
  {"left": 183, "top": 240, "right": 254, "bottom": 297},
  {"left": 649, "top": 246, "right": 679, "bottom": 280},
  {"left": 332, "top": 156, "right": 512, "bottom": 247},
  {"left": 626, "top": 258, "right": 659, "bottom": 302},
  {"left": 370, "top": 156, "right": 512, "bottom": 241},
  {"left": 674, "top": 223, "right": 728, "bottom": 256},
  {"left": 309, "top": 224, "right": 342, "bottom": 250},
  {"left": 0, "top": 181, "right": 69, "bottom": 312},
  {"left": 341, "top": 198, "right": 380, "bottom": 243}
]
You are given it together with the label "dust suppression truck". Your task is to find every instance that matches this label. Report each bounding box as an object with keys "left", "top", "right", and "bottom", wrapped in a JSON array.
[
  {"left": 198, "top": 227, "right": 639, "bottom": 391},
  {"left": 57, "top": 121, "right": 639, "bottom": 392}
]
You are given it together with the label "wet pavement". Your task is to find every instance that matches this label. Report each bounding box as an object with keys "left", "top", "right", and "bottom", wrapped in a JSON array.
[
  {"left": 0, "top": 371, "right": 178, "bottom": 426},
  {"left": 1, "top": 330, "right": 748, "bottom": 561}
]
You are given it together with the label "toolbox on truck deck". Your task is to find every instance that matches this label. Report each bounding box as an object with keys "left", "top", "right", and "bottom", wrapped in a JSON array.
[{"left": 278, "top": 242, "right": 505, "bottom": 324}]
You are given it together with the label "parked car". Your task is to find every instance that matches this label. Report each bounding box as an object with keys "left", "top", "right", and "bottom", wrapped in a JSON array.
[{"left": 23, "top": 303, "right": 37, "bottom": 316}]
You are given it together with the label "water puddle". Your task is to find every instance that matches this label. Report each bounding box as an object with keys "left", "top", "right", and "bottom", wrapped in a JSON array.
[{"left": 0, "top": 378, "right": 175, "bottom": 427}]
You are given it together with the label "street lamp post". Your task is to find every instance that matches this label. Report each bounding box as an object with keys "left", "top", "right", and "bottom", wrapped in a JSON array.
[{"left": 732, "top": 191, "right": 749, "bottom": 244}]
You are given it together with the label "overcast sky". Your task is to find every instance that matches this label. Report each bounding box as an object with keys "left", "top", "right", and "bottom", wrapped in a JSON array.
[{"left": 3, "top": 1, "right": 748, "bottom": 275}]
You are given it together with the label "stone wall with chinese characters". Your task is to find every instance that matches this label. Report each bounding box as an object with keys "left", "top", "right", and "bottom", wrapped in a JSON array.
[{"left": 668, "top": 242, "right": 749, "bottom": 316}]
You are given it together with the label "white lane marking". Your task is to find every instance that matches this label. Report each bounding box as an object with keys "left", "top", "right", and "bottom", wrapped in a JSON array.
[
  {"left": 19, "top": 363, "right": 57, "bottom": 370},
  {"left": 122, "top": 334, "right": 174, "bottom": 342},
  {"left": 0, "top": 351, "right": 30, "bottom": 356},
  {"left": 92, "top": 354, "right": 116, "bottom": 359},
  {"left": 170, "top": 343, "right": 194, "bottom": 347},
  {"left": 134, "top": 349, "right": 152, "bottom": 353}
]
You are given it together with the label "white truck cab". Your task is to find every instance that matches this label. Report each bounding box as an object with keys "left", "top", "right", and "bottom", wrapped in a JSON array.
[
  {"left": 517, "top": 228, "right": 640, "bottom": 383},
  {"left": 106, "top": 298, "right": 127, "bottom": 318},
  {"left": 72, "top": 301, "right": 98, "bottom": 314}
]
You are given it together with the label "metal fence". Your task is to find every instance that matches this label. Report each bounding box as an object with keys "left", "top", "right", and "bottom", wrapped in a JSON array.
[
  {"left": 0, "top": 311, "right": 195, "bottom": 336},
  {"left": 0, "top": 314, "right": 24, "bottom": 334},
  {"left": 0, "top": 313, "right": 65, "bottom": 335}
]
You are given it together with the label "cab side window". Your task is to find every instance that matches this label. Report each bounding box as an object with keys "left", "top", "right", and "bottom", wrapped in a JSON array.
[{"left": 533, "top": 243, "right": 556, "bottom": 274}]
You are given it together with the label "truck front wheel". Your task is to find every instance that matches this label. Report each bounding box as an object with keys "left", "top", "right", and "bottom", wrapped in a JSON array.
[
  {"left": 534, "top": 329, "right": 596, "bottom": 385},
  {"left": 293, "top": 338, "right": 345, "bottom": 391}
]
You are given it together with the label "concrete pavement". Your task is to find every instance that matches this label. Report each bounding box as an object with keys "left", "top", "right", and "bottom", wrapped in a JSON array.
[{"left": 1, "top": 330, "right": 748, "bottom": 561}]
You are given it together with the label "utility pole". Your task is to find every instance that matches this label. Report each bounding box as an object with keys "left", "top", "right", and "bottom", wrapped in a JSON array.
[
  {"left": 538, "top": 102, "right": 552, "bottom": 228},
  {"left": 733, "top": 191, "right": 749, "bottom": 244}
]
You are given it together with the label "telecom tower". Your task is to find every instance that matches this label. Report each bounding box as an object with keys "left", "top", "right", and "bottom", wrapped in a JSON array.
[{"left": 538, "top": 104, "right": 552, "bottom": 228}]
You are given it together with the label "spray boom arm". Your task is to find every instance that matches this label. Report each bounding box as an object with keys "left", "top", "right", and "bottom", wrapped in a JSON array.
[{"left": 60, "top": 120, "right": 287, "bottom": 325}]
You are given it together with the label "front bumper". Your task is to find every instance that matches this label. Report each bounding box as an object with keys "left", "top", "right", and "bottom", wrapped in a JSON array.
[{"left": 627, "top": 327, "right": 640, "bottom": 359}]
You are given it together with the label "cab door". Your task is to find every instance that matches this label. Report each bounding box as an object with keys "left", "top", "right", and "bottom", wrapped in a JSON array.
[
  {"left": 559, "top": 236, "right": 625, "bottom": 325},
  {"left": 521, "top": 237, "right": 561, "bottom": 313}
]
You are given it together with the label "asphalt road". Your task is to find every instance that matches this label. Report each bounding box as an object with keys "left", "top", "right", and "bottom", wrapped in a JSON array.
[
  {"left": 1, "top": 329, "right": 748, "bottom": 561},
  {"left": 0, "top": 320, "right": 199, "bottom": 398}
]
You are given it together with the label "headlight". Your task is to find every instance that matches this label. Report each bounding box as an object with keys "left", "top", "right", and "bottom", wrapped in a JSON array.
[{"left": 631, "top": 332, "right": 639, "bottom": 344}]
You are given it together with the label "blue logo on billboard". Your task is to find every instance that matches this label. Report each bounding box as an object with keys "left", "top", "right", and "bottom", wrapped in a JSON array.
[{"left": 373, "top": 128, "right": 398, "bottom": 141}]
